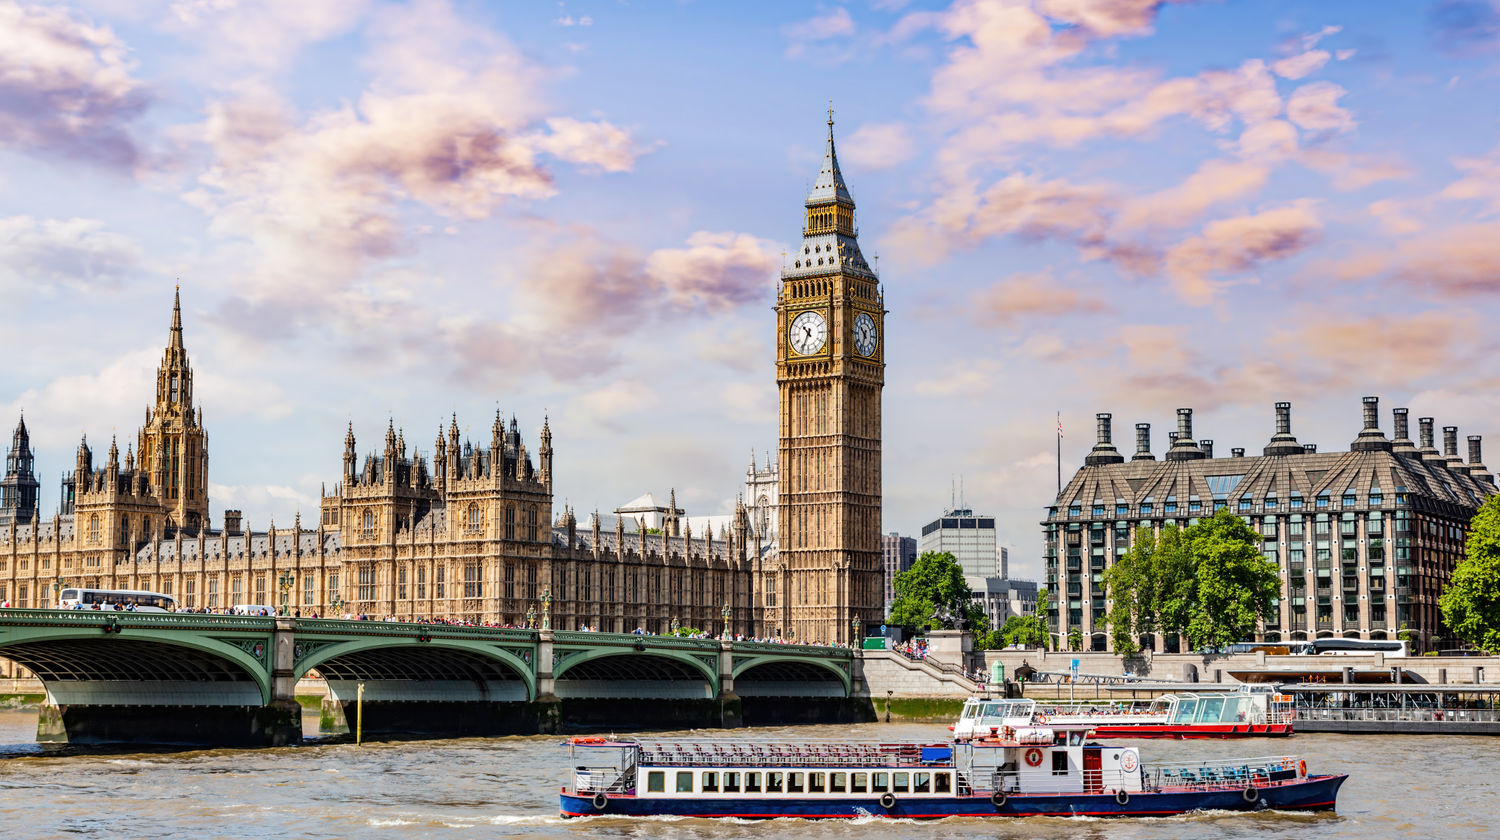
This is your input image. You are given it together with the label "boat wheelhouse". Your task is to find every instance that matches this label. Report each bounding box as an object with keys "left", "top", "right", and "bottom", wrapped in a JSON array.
[{"left": 559, "top": 718, "right": 1343, "bottom": 819}]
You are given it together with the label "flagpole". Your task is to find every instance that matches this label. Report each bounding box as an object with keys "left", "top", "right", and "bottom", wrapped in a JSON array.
[{"left": 1056, "top": 412, "right": 1061, "bottom": 496}]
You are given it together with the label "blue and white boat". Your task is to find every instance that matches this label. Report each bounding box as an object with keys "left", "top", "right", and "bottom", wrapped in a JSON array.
[{"left": 559, "top": 717, "right": 1345, "bottom": 819}]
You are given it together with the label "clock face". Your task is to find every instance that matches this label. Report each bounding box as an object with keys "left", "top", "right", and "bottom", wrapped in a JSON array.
[
  {"left": 788, "top": 310, "right": 827, "bottom": 355},
  {"left": 854, "top": 312, "right": 877, "bottom": 357}
]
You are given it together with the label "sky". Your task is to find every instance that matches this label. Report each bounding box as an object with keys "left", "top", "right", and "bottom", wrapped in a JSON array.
[{"left": 4, "top": 0, "right": 1500, "bottom": 581}]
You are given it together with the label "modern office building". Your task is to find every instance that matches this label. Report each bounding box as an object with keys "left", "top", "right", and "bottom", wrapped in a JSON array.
[
  {"left": 920, "top": 507, "right": 1006, "bottom": 577},
  {"left": 881, "top": 532, "right": 917, "bottom": 612},
  {"left": 1044, "top": 402, "right": 1496, "bottom": 653}
]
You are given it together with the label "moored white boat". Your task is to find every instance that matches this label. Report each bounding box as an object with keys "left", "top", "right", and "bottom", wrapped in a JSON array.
[{"left": 954, "top": 688, "right": 1294, "bottom": 740}]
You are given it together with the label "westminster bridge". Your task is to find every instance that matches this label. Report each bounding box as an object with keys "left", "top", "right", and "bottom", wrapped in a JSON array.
[{"left": 0, "top": 610, "right": 860, "bottom": 746}]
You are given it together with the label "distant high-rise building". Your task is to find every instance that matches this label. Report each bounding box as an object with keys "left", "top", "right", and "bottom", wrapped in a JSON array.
[
  {"left": 881, "top": 532, "right": 917, "bottom": 612},
  {"left": 920, "top": 507, "right": 1006, "bottom": 577}
]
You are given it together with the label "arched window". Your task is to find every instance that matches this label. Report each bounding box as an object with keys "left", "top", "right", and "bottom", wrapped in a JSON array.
[
  {"left": 467, "top": 503, "right": 481, "bottom": 528},
  {"left": 505, "top": 506, "right": 515, "bottom": 540},
  {"left": 361, "top": 509, "right": 375, "bottom": 537},
  {"left": 120, "top": 517, "right": 130, "bottom": 543},
  {"left": 89, "top": 515, "right": 100, "bottom": 542}
]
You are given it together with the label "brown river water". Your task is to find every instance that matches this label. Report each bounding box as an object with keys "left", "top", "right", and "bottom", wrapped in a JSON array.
[{"left": 0, "top": 709, "right": 1494, "bottom": 839}]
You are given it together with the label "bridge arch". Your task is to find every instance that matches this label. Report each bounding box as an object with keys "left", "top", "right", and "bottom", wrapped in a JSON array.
[
  {"left": 732, "top": 655, "right": 850, "bottom": 697},
  {"left": 553, "top": 647, "right": 717, "bottom": 699},
  {"left": 295, "top": 638, "right": 536, "bottom": 702},
  {"left": 0, "top": 625, "right": 272, "bottom": 705}
]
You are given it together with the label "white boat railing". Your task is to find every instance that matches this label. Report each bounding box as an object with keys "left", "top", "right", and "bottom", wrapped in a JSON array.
[
  {"left": 573, "top": 765, "right": 633, "bottom": 794},
  {"left": 1143, "top": 755, "right": 1304, "bottom": 791}
]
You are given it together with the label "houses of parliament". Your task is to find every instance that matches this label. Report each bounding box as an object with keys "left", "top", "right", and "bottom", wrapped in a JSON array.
[{"left": 0, "top": 120, "right": 886, "bottom": 647}]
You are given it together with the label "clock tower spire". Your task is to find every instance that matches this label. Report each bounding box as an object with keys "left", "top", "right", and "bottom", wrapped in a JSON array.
[{"left": 771, "top": 113, "right": 885, "bottom": 645}]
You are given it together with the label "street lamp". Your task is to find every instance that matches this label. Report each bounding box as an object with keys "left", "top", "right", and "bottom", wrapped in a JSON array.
[
  {"left": 721, "top": 603, "right": 731, "bottom": 638},
  {"left": 278, "top": 571, "right": 294, "bottom": 616},
  {"left": 851, "top": 615, "right": 860, "bottom": 648},
  {"left": 52, "top": 578, "right": 64, "bottom": 610},
  {"left": 526, "top": 605, "right": 537, "bottom": 629},
  {"left": 330, "top": 595, "right": 345, "bottom": 618},
  {"left": 670, "top": 616, "right": 680, "bottom": 635},
  {"left": 542, "top": 588, "right": 553, "bottom": 631}
]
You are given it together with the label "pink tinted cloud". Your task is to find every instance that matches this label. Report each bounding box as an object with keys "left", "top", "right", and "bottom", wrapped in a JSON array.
[
  {"left": 1286, "top": 81, "right": 1355, "bottom": 134},
  {"left": 0, "top": 0, "right": 148, "bottom": 167},
  {"left": 842, "top": 122, "right": 918, "bottom": 170},
  {"left": 1163, "top": 201, "right": 1321, "bottom": 305},
  {"left": 971, "top": 270, "right": 1114, "bottom": 327},
  {"left": 1117, "top": 158, "right": 1271, "bottom": 231}
]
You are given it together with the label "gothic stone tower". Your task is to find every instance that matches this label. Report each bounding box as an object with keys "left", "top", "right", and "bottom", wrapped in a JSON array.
[
  {"left": 0, "top": 415, "right": 39, "bottom": 527},
  {"left": 139, "top": 290, "right": 210, "bottom": 531},
  {"left": 774, "top": 114, "right": 885, "bottom": 645}
]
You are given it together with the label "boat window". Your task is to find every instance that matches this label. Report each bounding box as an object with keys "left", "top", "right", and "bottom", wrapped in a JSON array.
[
  {"left": 767, "top": 772, "right": 784, "bottom": 793},
  {"left": 810, "top": 772, "right": 826, "bottom": 793},
  {"left": 701, "top": 771, "right": 718, "bottom": 793},
  {"left": 788, "top": 772, "right": 804, "bottom": 793},
  {"left": 1052, "top": 752, "right": 1069, "bottom": 776},
  {"left": 647, "top": 771, "right": 665, "bottom": 793},
  {"left": 723, "top": 771, "right": 740, "bottom": 793},
  {"left": 872, "top": 772, "right": 889, "bottom": 792},
  {"left": 1173, "top": 697, "right": 1197, "bottom": 723},
  {"left": 745, "top": 772, "right": 762, "bottom": 793},
  {"left": 830, "top": 772, "right": 847, "bottom": 793},
  {"left": 914, "top": 773, "right": 931, "bottom": 793},
  {"left": 851, "top": 773, "right": 869, "bottom": 793},
  {"left": 935, "top": 773, "right": 952, "bottom": 794},
  {"left": 676, "top": 771, "right": 693, "bottom": 793},
  {"left": 892, "top": 772, "right": 910, "bottom": 793},
  {"left": 1198, "top": 696, "right": 1225, "bottom": 724}
]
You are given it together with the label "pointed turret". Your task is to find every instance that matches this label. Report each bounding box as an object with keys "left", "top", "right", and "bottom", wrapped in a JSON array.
[
  {"left": 539, "top": 415, "right": 553, "bottom": 489},
  {"left": 0, "top": 413, "right": 39, "bottom": 527},
  {"left": 808, "top": 108, "right": 853, "bottom": 207},
  {"left": 786, "top": 108, "right": 875, "bottom": 280},
  {"left": 343, "top": 422, "right": 357, "bottom": 482}
]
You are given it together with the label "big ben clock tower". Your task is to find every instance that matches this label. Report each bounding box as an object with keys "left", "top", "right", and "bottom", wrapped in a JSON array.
[{"left": 773, "top": 112, "right": 885, "bottom": 645}]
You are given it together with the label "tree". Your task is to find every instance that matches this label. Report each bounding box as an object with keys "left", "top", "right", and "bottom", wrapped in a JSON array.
[
  {"left": 1104, "top": 526, "right": 1162, "bottom": 658},
  {"left": 888, "top": 551, "right": 974, "bottom": 632},
  {"left": 1441, "top": 495, "right": 1500, "bottom": 653},
  {"left": 1177, "top": 509, "right": 1282, "bottom": 651}
]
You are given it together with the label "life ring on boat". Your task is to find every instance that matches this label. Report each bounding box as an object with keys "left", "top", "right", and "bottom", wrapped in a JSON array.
[
  {"left": 592, "top": 792, "right": 608, "bottom": 811},
  {"left": 1024, "top": 748, "right": 1044, "bottom": 767},
  {"left": 879, "top": 792, "right": 897, "bottom": 810},
  {"left": 1036, "top": 713, "right": 1049, "bottom": 724},
  {"left": 1298, "top": 760, "right": 1307, "bottom": 777},
  {"left": 990, "top": 791, "right": 1007, "bottom": 809},
  {"left": 1242, "top": 786, "right": 1259, "bottom": 804},
  {"left": 1115, "top": 789, "right": 1130, "bottom": 807}
]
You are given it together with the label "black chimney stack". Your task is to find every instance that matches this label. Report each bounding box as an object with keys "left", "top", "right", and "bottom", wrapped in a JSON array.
[
  {"left": 1264, "top": 401, "right": 1303, "bottom": 456},
  {"left": 1351, "top": 395, "right": 1392, "bottom": 452},
  {"left": 1133, "top": 423, "right": 1154, "bottom": 461},
  {"left": 1444, "top": 426, "right": 1470, "bottom": 474},
  {"left": 1392, "top": 407, "right": 1416, "bottom": 454},
  {"left": 1085, "top": 413, "right": 1126, "bottom": 466},
  {"left": 1166, "top": 408, "right": 1206, "bottom": 461}
]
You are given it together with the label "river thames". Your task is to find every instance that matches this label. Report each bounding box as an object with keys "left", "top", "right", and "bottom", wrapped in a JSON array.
[{"left": 0, "top": 710, "right": 1494, "bottom": 839}]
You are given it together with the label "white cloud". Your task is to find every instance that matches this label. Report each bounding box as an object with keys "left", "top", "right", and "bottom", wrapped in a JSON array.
[{"left": 0, "top": 216, "right": 142, "bottom": 293}]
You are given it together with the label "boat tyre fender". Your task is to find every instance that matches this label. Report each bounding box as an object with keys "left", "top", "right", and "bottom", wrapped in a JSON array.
[
  {"left": 879, "top": 792, "right": 897, "bottom": 811},
  {"left": 1115, "top": 789, "right": 1130, "bottom": 807},
  {"left": 592, "top": 792, "right": 608, "bottom": 811},
  {"left": 990, "top": 791, "right": 1007, "bottom": 809},
  {"left": 1242, "top": 786, "right": 1259, "bottom": 804}
]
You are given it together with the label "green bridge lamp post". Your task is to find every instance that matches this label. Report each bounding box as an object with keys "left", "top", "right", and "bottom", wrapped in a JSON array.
[
  {"left": 671, "top": 617, "right": 679, "bottom": 636},
  {"left": 53, "top": 579, "right": 65, "bottom": 609},
  {"left": 542, "top": 589, "right": 552, "bottom": 631},
  {"left": 851, "top": 615, "right": 859, "bottom": 649},
  {"left": 330, "top": 596, "right": 345, "bottom": 619},
  {"left": 278, "top": 571, "right": 294, "bottom": 616},
  {"left": 721, "top": 603, "right": 730, "bottom": 638},
  {"left": 526, "top": 605, "right": 536, "bottom": 630}
]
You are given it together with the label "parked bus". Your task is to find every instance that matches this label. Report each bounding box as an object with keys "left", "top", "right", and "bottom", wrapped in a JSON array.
[
  {"left": 58, "top": 588, "right": 177, "bottom": 612},
  {"left": 1310, "top": 638, "right": 1408, "bottom": 657}
]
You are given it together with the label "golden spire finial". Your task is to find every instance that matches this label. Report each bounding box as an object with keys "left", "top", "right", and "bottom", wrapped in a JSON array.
[{"left": 827, "top": 100, "right": 834, "bottom": 127}]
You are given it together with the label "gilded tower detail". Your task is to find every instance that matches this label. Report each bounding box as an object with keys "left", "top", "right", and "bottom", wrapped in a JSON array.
[{"left": 774, "top": 115, "right": 885, "bottom": 645}]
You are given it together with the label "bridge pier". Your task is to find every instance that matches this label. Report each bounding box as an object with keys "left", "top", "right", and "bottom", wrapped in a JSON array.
[{"left": 718, "top": 641, "right": 742, "bottom": 729}]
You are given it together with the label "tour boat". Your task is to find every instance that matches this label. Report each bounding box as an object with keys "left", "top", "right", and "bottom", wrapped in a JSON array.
[
  {"left": 558, "top": 719, "right": 1344, "bottom": 819},
  {"left": 953, "top": 689, "right": 1294, "bottom": 741}
]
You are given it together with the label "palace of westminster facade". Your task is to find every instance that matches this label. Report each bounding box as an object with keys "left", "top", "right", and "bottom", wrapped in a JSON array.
[{"left": 0, "top": 120, "right": 886, "bottom": 647}]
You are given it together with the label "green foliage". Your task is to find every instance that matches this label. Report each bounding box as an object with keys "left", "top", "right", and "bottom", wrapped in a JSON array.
[
  {"left": 1179, "top": 510, "right": 1282, "bottom": 651},
  {"left": 669, "top": 626, "right": 704, "bottom": 637},
  {"left": 1067, "top": 627, "right": 1082, "bottom": 651},
  {"left": 888, "top": 551, "right": 974, "bottom": 632},
  {"left": 1101, "top": 511, "right": 1279, "bottom": 653},
  {"left": 1441, "top": 495, "right": 1500, "bottom": 654},
  {"left": 993, "top": 589, "right": 1049, "bottom": 649}
]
